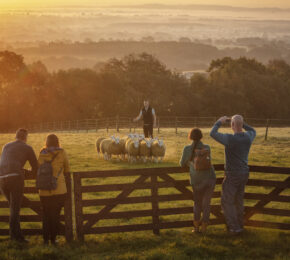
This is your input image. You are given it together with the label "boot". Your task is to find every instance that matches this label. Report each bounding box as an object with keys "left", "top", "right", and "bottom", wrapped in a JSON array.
[
  {"left": 201, "top": 222, "right": 208, "bottom": 234},
  {"left": 192, "top": 220, "right": 201, "bottom": 233}
]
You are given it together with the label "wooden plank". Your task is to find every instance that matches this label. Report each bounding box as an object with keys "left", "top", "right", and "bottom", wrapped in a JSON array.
[
  {"left": 247, "top": 179, "right": 290, "bottom": 188},
  {"left": 245, "top": 220, "right": 290, "bottom": 230},
  {"left": 151, "top": 175, "right": 160, "bottom": 235},
  {"left": 244, "top": 207, "right": 290, "bottom": 217},
  {"left": 248, "top": 166, "right": 290, "bottom": 175},
  {"left": 82, "top": 210, "right": 153, "bottom": 220},
  {"left": 86, "top": 223, "right": 153, "bottom": 234},
  {"left": 73, "top": 165, "right": 290, "bottom": 179},
  {"left": 0, "top": 215, "right": 66, "bottom": 222},
  {"left": 0, "top": 229, "right": 43, "bottom": 236},
  {"left": 82, "top": 175, "right": 149, "bottom": 232},
  {"left": 74, "top": 167, "right": 187, "bottom": 178},
  {"left": 244, "top": 176, "right": 290, "bottom": 221},
  {"left": 81, "top": 192, "right": 225, "bottom": 207},
  {"left": 81, "top": 180, "right": 191, "bottom": 193},
  {"left": 244, "top": 193, "right": 290, "bottom": 202},
  {"left": 73, "top": 174, "right": 84, "bottom": 241}
]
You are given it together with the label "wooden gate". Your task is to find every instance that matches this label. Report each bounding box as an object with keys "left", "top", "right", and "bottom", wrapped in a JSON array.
[
  {"left": 0, "top": 172, "right": 73, "bottom": 241},
  {"left": 73, "top": 165, "right": 290, "bottom": 240}
]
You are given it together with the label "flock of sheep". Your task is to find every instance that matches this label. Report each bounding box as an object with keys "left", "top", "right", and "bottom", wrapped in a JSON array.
[{"left": 96, "top": 134, "right": 166, "bottom": 163}]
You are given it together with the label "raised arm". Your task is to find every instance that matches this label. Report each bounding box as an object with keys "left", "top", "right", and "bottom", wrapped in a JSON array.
[
  {"left": 133, "top": 110, "right": 142, "bottom": 122},
  {"left": 152, "top": 108, "right": 157, "bottom": 127},
  {"left": 210, "top": 118, "right": 230, "bottom": 146},
  {"left": 28, "top": 147, "right": 38, "bottom": 178},
  {"left": 243, "top": 123, "right": 256, "bottom": 142}
]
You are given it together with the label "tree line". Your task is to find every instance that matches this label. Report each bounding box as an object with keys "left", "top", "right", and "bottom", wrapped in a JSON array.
[
  {"left": 0, "top": 51, "right": 289, "bottom": 131},
  {"left": 14, "top": 40, "right": 290, "bottom": 71}
]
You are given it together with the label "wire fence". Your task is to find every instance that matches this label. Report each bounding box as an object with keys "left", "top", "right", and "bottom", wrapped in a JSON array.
[{"left": 18, "top": 116, "right": 290, "bottom": 141}]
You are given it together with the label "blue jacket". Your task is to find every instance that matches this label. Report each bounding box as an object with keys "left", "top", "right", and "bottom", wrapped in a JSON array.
[
  {"left": 0, "top": 140, "right": 38, "bottom": 176},
  {"left": 210, "top": 121, "right": 256, "bottom": 174}
]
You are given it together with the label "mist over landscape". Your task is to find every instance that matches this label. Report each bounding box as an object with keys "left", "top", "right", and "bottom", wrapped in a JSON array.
[{"left": 1, "top": 4, "right": 290, "bottom": 71}]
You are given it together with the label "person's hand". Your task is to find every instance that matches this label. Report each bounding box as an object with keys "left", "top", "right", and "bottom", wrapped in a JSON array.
[{"left": 218, "top": 116, "right": 228, "bottom": 124}]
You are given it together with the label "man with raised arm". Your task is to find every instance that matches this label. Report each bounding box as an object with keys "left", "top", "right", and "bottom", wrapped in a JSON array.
[
  {"left": 0, "top": 129, "right": 38, "bottom": 242},
  {"left": 210, "top": 115, "right": 256, "bottom": 235},
  {"left": 133, "top": 99, "right": 157, "bottom": 138}
]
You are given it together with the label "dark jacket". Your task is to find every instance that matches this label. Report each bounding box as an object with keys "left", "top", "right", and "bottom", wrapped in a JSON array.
[{"left": 0, "top": 140, "right": 38, "bottom": 177}]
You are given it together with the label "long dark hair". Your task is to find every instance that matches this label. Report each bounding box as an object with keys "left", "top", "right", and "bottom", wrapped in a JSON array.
[
  {"left": 45, "top": 134, "right": 60, "bottom": 148},
  {"left": 188, "top": 128, "right": 203, "bottom": 161}
]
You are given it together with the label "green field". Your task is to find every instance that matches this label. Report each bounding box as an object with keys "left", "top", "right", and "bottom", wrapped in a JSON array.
[{"left": 0, "top": 127, "right": 289, "bottom": 260}]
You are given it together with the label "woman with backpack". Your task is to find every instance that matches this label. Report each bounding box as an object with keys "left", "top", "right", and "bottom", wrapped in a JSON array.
[
  {"left": 37, "top": 134, "right": 70, "bottom": 245},
  {"left": 180, "top": 128, "right": 216, "bottom": 234}
]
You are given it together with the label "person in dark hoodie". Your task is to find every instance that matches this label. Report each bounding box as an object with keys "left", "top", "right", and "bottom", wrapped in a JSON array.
[
  {"left": 38, "top": 134, "right": 70, "bottom": 245},
  {"left": 0, "top": 128, "right": 38, "bottom": 242}
]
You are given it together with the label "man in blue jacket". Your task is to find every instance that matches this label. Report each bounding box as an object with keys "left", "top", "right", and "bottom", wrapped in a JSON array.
[
  {"left": 210, "top": 115, "right": 256, "bottom": 234},
  {"left": 0, "top": 129, "right": 38, "bottom": 242}
]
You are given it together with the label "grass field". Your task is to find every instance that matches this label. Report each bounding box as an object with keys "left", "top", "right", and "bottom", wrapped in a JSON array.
[{"left": 0, "top": 127, "right": 289, "bottom": 260}]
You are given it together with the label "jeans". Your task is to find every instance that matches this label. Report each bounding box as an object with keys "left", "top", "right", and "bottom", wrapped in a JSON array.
[
  {"left": 40, "top": 194, "right": 66, "bottom": 242},
  {"left": 221, "top": 172, "right": 249, "bottom": 231},
  {"left": 143, "top": 124, "right": 153, "bottom": 138},
  {"left": 0, "top": 174, "right": 24, "bottom": 240},
  {"left": 192, "top": 178, "right": 216, "bottom": 223}
]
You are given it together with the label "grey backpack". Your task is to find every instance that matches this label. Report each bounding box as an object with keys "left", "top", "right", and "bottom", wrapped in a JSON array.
[{"left": 36, "top": 152, "right": 62, "bottom": 190}]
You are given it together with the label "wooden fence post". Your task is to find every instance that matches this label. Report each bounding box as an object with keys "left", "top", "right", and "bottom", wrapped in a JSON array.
[
  {"left": 151, "top": 175, "right": 160, "bottom": 235},
  {"left": 64, "top": 172, "right": 73, "bottom": 242},
  {"left": 76, "top": 120, "right": 79, "bottom": 133},
  {"left": 73, "top": 173, "right": 84, "bottom": 241},
  {"left": 265, "top": 119, "right": 270, "bottom": 141},
  {"left": 95, "top": 119, "right": 98, "bottom": 132},
  {"left": 106, "top": 118, "right": 109, "bottom": 133},
  {"left": 86, "top": 119, "right": 89, "bottom": 133}
]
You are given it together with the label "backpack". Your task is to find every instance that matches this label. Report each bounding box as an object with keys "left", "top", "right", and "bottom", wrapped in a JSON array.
[
  {"left": 36, "top": 152, "right": 63, "bottom": 190},
  {"left": 192, "top": 147, "right": 212, "bottom": 171}
]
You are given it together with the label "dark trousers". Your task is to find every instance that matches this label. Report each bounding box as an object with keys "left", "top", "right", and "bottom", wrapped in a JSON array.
[
  {"left": 40, "top": 194, "right": 66, "bottom": 242},
  {"left": 192, "top": 178, "right": 216, "bottom": 223},
  {"left": 0, "top": 175, "right": 24, "bottom": 240},
  {"left": 221, "top": 172, "right": 249, "bottom": 231},
  {"left": 143, "top": 124, "right": 153, "bottom": 138}
]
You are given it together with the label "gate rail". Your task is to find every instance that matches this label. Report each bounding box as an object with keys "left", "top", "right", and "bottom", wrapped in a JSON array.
[
  {"left": 73, "top": 165, "right": 290, "bottom": 240},
  {"left": 0, "top": 172, "right": 73, "bottom": 241}
]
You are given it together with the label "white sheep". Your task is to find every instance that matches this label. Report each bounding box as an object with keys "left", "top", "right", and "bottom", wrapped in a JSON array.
[
  {"left": 151, "top": 139, "right": 166, "bottom": 163},
  {"left": 100, "top": 136, "right": 123, "bottom": 161},
  {"left": 139, "top": 138, "right": 153, "bottom": 163},
  {"left": 125, "top": 138, "right": 140, "bottom": 163},
  {"left": 96, "top": 137, "right": 106, "bottom": 158}
]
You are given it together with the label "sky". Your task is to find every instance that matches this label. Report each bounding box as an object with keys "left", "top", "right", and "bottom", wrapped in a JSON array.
[{"left": 0, "top": 0, "right": 290, "bottom": 9}]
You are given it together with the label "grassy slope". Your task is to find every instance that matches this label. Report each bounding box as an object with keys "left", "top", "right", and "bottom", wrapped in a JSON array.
[{"left": 0, "top": 127, "right": 289, "bottom": 260}]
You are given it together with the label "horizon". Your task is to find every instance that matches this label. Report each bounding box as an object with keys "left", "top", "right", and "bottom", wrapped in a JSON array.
[{"left": 1, "top": 1, "right": 290, "bottom": 10}]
